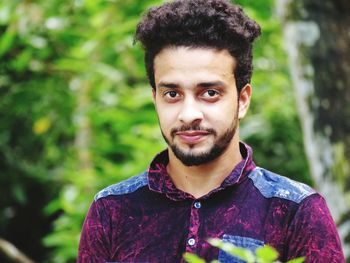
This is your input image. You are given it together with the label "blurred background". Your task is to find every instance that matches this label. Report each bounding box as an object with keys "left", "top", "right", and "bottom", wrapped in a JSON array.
[{"left": 0, "top": 0, "right": 349, "bottom": 262}]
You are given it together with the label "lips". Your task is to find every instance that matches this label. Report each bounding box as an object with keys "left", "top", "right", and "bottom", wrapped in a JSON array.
[{"left": 175, "top": 130, "right": 211, "bottom": 144}]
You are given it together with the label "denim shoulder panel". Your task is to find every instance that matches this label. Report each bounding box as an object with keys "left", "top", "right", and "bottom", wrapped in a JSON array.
[
  {"left": 94, "top": 172, "right": 148, "bottom": 201},
  {"left": 248, "top": 167, "right": 316, "bottom": 204},
  {"left": 218, "top": 235, "right": 264, "bottom": 263}
]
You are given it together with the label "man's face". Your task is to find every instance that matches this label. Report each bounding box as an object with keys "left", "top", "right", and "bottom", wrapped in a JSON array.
[{"left": 153, "top": 47, "right": 249, "bottom": 166}]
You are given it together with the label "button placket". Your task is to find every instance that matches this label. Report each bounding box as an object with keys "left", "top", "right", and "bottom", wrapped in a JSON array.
[{"left": 185, "top": 200, "right": 202, "bottom": 253}]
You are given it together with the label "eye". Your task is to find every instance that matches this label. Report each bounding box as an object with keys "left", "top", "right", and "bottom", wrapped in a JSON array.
[
  {"left": 207, "top": 90, "right": 218, "bottom": 97},
  {"left": 166, "top": 91, "right": 179, "bottom": 98},
  {"left": 163, "top": 90, "right": 181, "bottom": 101},
  {"left": 202, "top": 89, "right": 219, "bottom": 98}
]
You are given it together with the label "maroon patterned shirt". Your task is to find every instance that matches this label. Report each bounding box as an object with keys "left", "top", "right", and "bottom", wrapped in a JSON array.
[{"left": 78, "top": 143, "right": 344, "bottom": 262}]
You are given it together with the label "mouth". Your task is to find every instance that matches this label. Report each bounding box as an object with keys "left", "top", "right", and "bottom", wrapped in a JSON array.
[{"left": 175, "top": 130, "right": 211, "bottom": 144}]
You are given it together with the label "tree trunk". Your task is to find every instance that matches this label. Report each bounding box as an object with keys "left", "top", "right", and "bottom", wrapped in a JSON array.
[
  {"left": 277, "top": 0, "right": 350, "bottom": 260},
  {"left": 74, "top": 78, "right": 92, "bottom": 171}
]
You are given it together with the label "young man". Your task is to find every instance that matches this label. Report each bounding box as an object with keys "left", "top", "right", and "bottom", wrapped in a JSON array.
[{"left": 78, "top": 0, "right": 345, "bottom": 262}]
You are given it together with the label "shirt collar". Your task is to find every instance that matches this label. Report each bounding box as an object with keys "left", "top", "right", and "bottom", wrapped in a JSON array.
[{"left": 147, "top": 142, "right": 256, "bottom": 201}]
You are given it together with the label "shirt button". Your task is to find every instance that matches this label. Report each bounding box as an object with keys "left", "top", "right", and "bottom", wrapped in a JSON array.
[
  {"left": 194, "top": 201, "right": 201, "bottom": 209},
  {"left": 188, "top": 238, "right": 196, "bottom": 246}
]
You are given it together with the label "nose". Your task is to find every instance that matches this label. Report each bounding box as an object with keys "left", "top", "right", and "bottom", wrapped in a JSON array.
[{"left": 178, "top": 98, "right": 204, "bottom": 124}]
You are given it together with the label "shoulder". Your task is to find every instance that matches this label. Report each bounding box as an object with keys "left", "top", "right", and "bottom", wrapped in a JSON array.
[
  {"left": 248, "top": 167, "right": 316, "bottom": 204},
  {"left": 94, "top": 171, "right": 148, "bottom": 201}
]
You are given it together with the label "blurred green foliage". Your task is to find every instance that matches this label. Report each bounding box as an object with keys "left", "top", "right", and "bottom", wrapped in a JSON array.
[
  {"left": 0, "top": 0, "right": 311, "bottom": 262},
  {"left": 184, "top": 238, "right": 305, "bottom": 263}
]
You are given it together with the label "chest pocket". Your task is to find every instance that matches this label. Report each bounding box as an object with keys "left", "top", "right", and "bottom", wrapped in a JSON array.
[{"left": 218, "top": 235, "right": 264, "bottom": 263}]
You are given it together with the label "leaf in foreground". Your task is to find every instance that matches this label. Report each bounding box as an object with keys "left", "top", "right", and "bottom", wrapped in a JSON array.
[
  {"left": 286, "top": 257, "right": 305, "bottom": 263},
  {"left": 255, "top": 245, "right": 279, "bottom": 262},
  {"left": 208, "top": 238, "right": 255, "bottom": 263},
  {"left": 183, "top": 252, "right": 206, "bottom": 263}
]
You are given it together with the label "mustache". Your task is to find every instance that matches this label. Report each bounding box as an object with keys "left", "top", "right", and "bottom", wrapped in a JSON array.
[{"left": 170, "top": 124, "right": 216, "bottom": 137}]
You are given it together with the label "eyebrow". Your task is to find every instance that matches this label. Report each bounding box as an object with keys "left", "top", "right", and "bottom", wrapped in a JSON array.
[
  {"left": 197, "top": 81, "right": 226, "bottom": 88},
  {"left": 157, "top": 81, "right": 226, "bottom": 89},
  {"left": 157, "top": 82, "right": 179, "bottom": 89}
]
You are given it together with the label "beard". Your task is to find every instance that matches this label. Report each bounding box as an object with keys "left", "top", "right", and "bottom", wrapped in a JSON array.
[{"left": 161, "top": 114, "right": 238, "bottom": 166}]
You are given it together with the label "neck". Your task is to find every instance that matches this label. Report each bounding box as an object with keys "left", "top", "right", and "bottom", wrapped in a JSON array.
[{"left": 167, "top": 138, "right": 242, "bottom": 199}]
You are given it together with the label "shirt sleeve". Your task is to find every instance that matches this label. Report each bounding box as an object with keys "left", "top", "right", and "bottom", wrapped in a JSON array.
[
  {"left": 286, "top": 193, "right": 345, "bottom": 263},
  {"left": 77, "top": 199, "right": 111, "bottom": 263}
]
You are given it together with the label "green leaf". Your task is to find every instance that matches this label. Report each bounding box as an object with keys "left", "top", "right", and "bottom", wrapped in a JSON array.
[
  {"left": 208, "top": 238, "right": 255, "bottom": 263},
  {"left": 0, "top": 26, "right": 16, "bottom": 58},
  {"left": 286, "top": 257, "right": 305, "bottom": 263},
  {"left": 183, "top": 252, "right": 206, "bottom": 263},
  {"left": 256, "top": 245, "right": 279, "bottom": 262}
]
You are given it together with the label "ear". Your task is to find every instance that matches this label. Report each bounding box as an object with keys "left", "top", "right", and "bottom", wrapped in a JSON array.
[{"left": 238, "top": 84, "right": 252, "bottom": 119}]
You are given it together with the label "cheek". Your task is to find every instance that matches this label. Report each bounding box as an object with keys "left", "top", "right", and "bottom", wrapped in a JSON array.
[
  {"left": 156, "top": 106, "right": 178, "bottom": 129},
  {"left": 204, "top": 102, "right": 237, "bottom": 123}
]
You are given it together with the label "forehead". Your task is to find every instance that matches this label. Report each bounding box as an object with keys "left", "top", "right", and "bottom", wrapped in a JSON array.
[{"left": 154, "top": 46, "right": 236, "bottom": 86}]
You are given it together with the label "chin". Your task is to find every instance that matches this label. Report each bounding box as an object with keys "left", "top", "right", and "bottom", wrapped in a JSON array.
[{"left": 178, "top": 144, "right": 212, "bottom": 155}]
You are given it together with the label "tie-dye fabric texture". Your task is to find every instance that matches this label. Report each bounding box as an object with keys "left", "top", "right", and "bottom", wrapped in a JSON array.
[{"left": 78, "top": 143, "right": 344, "bottom": 263}]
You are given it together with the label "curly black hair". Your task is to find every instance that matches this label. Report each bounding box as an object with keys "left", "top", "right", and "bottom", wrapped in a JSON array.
[{"left": 135, "top": 0, "right": 261, "bottom": 93}]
